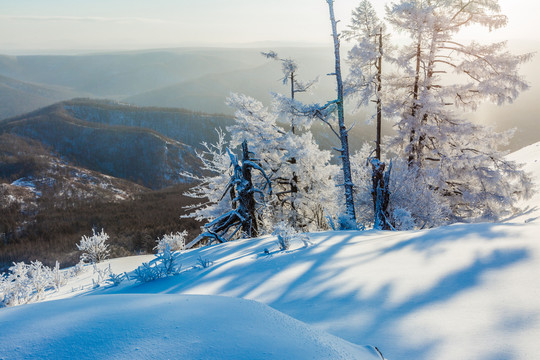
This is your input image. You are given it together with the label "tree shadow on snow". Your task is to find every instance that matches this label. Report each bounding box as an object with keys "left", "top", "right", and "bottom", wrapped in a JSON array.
[{"left": 104, "top": 224, "right": 532, "bottom": 360}]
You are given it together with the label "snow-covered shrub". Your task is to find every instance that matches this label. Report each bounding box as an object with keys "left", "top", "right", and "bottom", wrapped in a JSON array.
[
  {"left": 133, "top": 263, "right": 158, "bottom": 283},
  {"left": 106, "top": 273, "right": 124, "bottom": 287},
  {"left": 156, "top": 244, "right": 177, "bottom": 275},
  {"left": 0, "top": 262, "right": 32, "bottom": 307},
  {"left": 337, "top": 213, "right": 359, "bottom": 231},
  {"left": 197, "top": 256, "right": 213, "bottom": 269},
  {"left": 65, "top": 260, "right": 86, "bottom": 279},
  {"left": 0, "top": 259, "right": 90, "bottom": 307},
  {"left": 0, "top": 261, "right": 57, "bottom": 307},
  {"left": 92, "top": 265, "right": 124, "bottom": 288},
  {"left": 133, "top": 245, "right": 180, "bottom": 283},
  {"left": 272, "top": 222, "right": 310, "bottom": 251},
  {"left": 387, "top": 161, "right": 450, "bottom": 229},
  {"left": 77, "top": 229, "right": 110, "bottom": 263},
  {"left": 391, "top": 208, "right": 415, "bottom": 231},
  {"left": 27, "top": 261, "right": 53, "bottom": 301},
  {"left": 92, "top": 264, "right": 112, "bottom": 288},
  {"left": 154, "top": 230, "right": 187, "bottom": 253},
  {"left": 52, "top": 261, "right": 67, "bottom": 290}
]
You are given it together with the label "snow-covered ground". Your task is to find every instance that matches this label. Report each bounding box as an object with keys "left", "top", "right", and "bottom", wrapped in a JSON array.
[
  {"left": 2, "top": 142, "right": 540, "bottom": 359},
  {"left": 0, "top": 294, "right": 379, "bottom": 360}
]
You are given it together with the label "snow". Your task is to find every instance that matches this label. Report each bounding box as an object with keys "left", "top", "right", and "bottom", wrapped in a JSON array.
[
  {"left": 97, "top": 224, "right": 540, "bottom": 360},
  {"left": 11, "top": 177, "right": 42, "bottom": 197},
  {"left": 3, "top": 142, "right": 540, "bottom": 359},
  {"left": 0, "top": 294, "right": 378, "bottom": 360},
  {"left": 507, "top": 141, "right": 540, "bottom": 223}
]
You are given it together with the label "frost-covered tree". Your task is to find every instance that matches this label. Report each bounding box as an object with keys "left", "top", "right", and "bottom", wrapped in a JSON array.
[
  {"left": 184, "top": 93, "right": 339, "bottom": 237},
  {"left": 344, "top": 0, "right": 393, "bottom": 229},
  {"left": 262, "top": 51, "right": 317, "bottom": 134},
  {"left": 182, "top": 129, "right": 235, "bottom": 223},
  {"left": 269, "top": 1, "right": 360, "bottom": 229},
  {"left": 351, "top": 146, "right": 451, "bottom": 229},
  {"left": 262, "top": 53, "right": 340, "bottom": 230},
  {"left": 384, "top": 0, "right": 533, "bottom": 221},
  {"left": 344, "top": 0, "right": 389, "bottom": 160},
  {"left": 262, "top": 51, "right": 309, "bottom": 224},
  {"left": 77, "top": 228, "right": 110, "bottom": 263},
  {"left": 277, "top": 0, "right": 358, "bottom": 228},
  {"left": 155, "top": 231, "right": 187, "bottom": 253},
  {"left": 227, "top": 93, "right": 339, "bottom": 231},
  {"left": 187, "top": 140, "right": 272, "bottom": 247}
]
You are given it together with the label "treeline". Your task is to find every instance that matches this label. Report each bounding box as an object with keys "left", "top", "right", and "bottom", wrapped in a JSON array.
[{"left": 0, "top": 184, "right": 202, "bottom": 272}]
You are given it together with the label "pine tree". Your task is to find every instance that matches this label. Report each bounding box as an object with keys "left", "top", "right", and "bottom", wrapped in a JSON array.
[
  {"left": 345, "top": 0, "right": 393, "bottom": 229},
  {"left": 384, "top": 0, "right": 533, "bottom": 221},
  {"left": 344, "top": 0, "right": 386, "bottom": 160}
]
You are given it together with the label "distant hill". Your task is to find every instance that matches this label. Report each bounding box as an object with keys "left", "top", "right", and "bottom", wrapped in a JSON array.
[
  {"left": 0, "top": 133, "right": 149, "bottom": 261},
  {"left": 0, "top": 103, "right": 203, "bottom": 189},
  {"left": 0, "top": 98, "right": 392, "bottom": 189},
  {"left": 0, "top": 133, "right": 145, "bottom": 200},
  {"left": 123, "top": 51, "right": 336, "bottom": 115},
  {"left": 61, "top": 98, "right": 235, "bottom": 149},
  {"left": 61, "top": 98, "right": 389, "bottom": 157},
  {"left": 0, "top": 49, "right": 263, "bottom": 98},
  {"left": 0, "top": 75, "right": 80, "bottom": 119}
]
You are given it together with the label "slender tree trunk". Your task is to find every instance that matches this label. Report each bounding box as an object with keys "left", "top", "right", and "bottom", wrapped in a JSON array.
[
  {"left": 290, "top": 72, "right": 296, "bottom": 134},
  {"left": 327, "top": 0, "right": 357, "bottom": 227},
  {"left": 371, "top": 26, "right": 391, "bottom": 230},
  {"left": 408, "top": 38, "right": 422, "bottom": 168},
  {"left": 375, "top": 27, "right": 383, "bottom": 161},
  {"left": 416, "top": 30, "right": 438, "bottom": 166},
  {"left": 288, "top": 71, "right": 299, "bottom": 227}
]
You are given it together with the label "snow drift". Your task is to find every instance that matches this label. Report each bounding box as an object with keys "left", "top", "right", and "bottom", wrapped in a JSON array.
[{"left": 0, "top": 294, "right": 379, "bottom": 360}]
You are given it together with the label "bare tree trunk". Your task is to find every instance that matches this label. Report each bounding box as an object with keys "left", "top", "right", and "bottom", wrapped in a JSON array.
[
  {"left": 371, "top": 26, "right": 391, "bottom": 230},
  {"left": 408, "top": 38, "right": 422, "bottom": 168},
  {"left": 375, "top": 27, "right": 383, "bottom": 161},
  {"left": 371, "top": 159, "right": 391, "bottom": 230},
  {"left": 240, "top": 141, "right": 258, "bottom": 237},
  {"left": 327, "top": 0, "right": 357, "bottom": 228}
]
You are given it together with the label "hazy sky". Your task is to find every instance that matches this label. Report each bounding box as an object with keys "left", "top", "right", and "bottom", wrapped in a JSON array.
[{"left": 0, "top": 0, "right": 538, "bottom": 53}]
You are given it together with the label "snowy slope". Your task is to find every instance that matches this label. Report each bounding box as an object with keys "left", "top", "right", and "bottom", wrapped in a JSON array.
[
  {"left": 96, "top": 225, "right": 538, "bottom": 360},
  {"left": 2, "top": 142, "right": 540, "bottom": 360},
  {"left": 0, "top": 294, "right": 379, "bottom": 360},
  {"left": 507, "top": 141, "right": 540, "bottom": 223}
]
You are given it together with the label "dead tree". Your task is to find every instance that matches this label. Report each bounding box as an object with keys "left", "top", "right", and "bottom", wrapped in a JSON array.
[
  {"left": 325, "top": 0, "right": 357, "bottom": 228},
  {"left": 186, "top": 140, "right": 271, "bottom": 248}
]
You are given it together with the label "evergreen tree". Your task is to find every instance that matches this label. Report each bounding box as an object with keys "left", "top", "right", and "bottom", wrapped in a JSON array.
[
  {"left": 345, "top": 0, "right": 393, "bottom": 229},
  {"left": 384, "top": 0, "right": 533, "bottom": 221}
]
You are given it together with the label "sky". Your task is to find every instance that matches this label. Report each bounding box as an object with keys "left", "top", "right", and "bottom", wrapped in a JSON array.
[{"left": 0, "top": 0, "right": 538, "bottom": 53}]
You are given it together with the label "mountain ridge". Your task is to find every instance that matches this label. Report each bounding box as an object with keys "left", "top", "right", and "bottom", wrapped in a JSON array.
[{"left": 0, "top": 101, "right": 206, "bottom": 189}]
